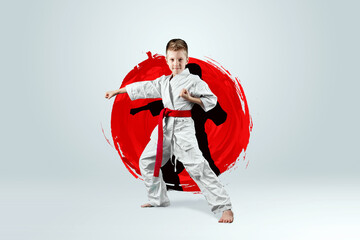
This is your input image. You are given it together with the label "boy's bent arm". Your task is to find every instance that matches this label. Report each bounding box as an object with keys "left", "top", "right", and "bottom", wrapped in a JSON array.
[{"left": 188, "top": 79, "right": 218, "bottom": 112}]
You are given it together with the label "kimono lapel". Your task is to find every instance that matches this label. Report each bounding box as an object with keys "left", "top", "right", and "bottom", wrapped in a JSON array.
[
  {"left": 163, "top": 69, "right": 191, "bottom": 110},
  {"left": 170, "top": 68, "right": 190, "bottom": 91},
  {"left": 162, "top": 75, "right": 175, "bottom": 109}
]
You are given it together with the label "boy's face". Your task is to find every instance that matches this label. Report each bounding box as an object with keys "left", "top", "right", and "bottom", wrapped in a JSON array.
[{"left": 166, "top": 49, "right": 188, "bottom": 76}]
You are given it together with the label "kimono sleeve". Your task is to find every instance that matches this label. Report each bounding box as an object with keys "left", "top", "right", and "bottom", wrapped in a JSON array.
[
  {"left": 125, "top": 76, "right": 163, "bottom": 101},
  {"left": 192, "top": 78, "right": 218, "bottom": 112}
]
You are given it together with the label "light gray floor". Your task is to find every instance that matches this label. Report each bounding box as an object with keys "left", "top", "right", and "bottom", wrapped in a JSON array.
[{"left": 2, "top": 176, "right": 359, "bottom": 240}]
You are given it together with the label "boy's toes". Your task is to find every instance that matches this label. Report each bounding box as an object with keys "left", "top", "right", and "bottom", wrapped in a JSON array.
[
  {"left": 141, "top": 203, "right": 153, "bottom": 208},
  {"left": 219, "top": 210, "right": 234, "bottom": 223}
]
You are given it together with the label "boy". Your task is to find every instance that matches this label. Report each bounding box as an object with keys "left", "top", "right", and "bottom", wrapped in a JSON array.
[{"left": 105, "top": 39, "right": 234, "bottom": 223}]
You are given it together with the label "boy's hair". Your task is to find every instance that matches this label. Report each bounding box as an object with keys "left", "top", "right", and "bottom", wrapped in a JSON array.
[{"left": 166, "top": 39, "right": 188, "bottom": 57}]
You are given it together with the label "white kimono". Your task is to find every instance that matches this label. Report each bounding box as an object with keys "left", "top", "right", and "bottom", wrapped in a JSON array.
[{"left": 125, "top": 68, "right": 232, "bottom": 214}]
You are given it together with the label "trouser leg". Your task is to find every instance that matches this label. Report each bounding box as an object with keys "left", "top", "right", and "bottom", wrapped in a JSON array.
[
  {"left": 179, "top": 147, "right": 232, "bottom": 214},
  {"left": 139, "top": 137, "right": 170, "bottom": 207}
]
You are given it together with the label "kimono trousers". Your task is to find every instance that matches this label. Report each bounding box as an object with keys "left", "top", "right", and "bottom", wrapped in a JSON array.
[{"left": 125, "top": 68, "right": 232, "bottom": 214}]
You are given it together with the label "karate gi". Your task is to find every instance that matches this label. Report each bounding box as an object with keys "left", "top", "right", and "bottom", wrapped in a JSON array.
[{"left": 125, "top": 68, "right": 232, "bottom": 214}]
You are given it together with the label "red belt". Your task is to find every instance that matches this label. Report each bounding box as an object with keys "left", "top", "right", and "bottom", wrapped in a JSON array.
[{"left": 154, "top": 108, "right": 192, "bottom": 177}]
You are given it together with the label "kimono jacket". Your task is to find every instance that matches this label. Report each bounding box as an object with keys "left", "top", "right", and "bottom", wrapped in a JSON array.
[{"left": 125, "top": 68, "right": 217, "bottom": 162}]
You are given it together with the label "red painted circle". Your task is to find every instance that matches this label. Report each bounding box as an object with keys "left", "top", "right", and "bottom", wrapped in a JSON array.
[{"left": 111, "top": 52, "right": 252, "bottom": 192}]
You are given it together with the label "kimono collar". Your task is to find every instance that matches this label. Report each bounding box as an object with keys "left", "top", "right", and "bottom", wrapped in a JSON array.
[{"left": 170, "top": 68, "right": 190, "bottom": 80}]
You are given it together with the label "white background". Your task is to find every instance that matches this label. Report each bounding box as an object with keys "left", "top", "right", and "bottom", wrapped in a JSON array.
[{"left": 1, "top": 0, "right": 359, "bottom": 239}]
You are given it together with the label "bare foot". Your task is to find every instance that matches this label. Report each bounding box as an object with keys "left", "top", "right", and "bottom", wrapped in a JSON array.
[
  {"left": 141, "top": 203, "right": 154, "bottom": 208},
  {"left": 218, "top": 209, "right": 234, "bottom": 223}
]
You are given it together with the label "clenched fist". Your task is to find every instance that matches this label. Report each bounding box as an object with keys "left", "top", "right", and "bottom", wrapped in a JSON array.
[
  {"left": 179, "top": 88, "right": 191, "bottom": 100},
  {"left": 105, "top": 90, "right": 117, "bottom": 99}
]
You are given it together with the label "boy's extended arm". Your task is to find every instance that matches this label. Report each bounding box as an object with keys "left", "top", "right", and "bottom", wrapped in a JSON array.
[
  {"left": 105, "top": 87, "right": 127, "bottom": 100},
  {"left": 180, "top": 88, "right": 205, "bottom": 109}
]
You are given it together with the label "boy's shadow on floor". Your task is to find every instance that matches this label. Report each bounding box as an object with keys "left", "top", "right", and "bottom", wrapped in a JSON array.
[{"left": 169, "top": 198, "right": 215, "bottom": 217}]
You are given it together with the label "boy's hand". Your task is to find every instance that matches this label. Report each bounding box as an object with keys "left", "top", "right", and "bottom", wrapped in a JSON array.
[
  {"left": 180, "top": 88, "right": 204, "bottom": 108},
  {"left": 179, "top": 89, "right": 191, "bottom": 100},
  {"left": 105, "top": 88, "right": 127, "bottom": 99},
  {"left": 105, "top": 90, "right": 116, "bottom": 99}
]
